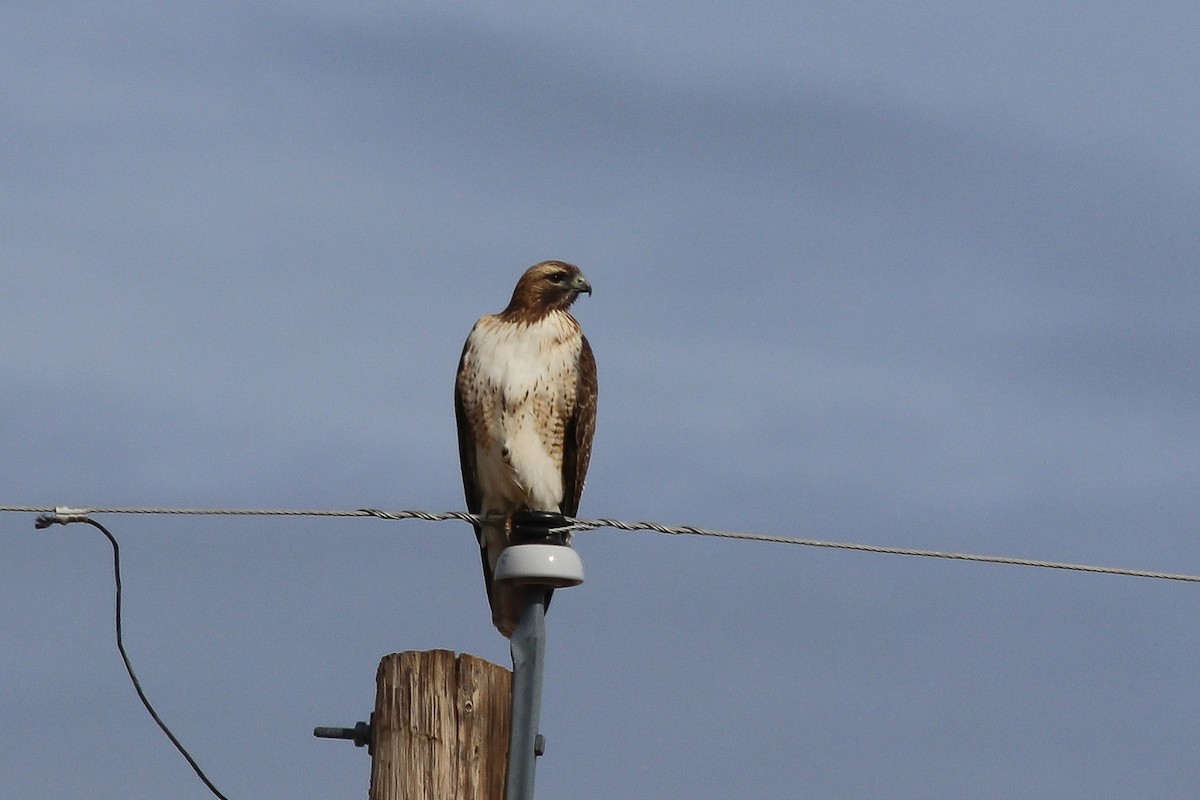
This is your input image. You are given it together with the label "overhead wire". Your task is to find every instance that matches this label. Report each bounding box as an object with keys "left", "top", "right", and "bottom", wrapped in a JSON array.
[
  {"left": 13, "top": 501, "right": 1200, "bottom": 799},
  {"left": 8, "top": 503, "right": 1199, "bottom": 584}
]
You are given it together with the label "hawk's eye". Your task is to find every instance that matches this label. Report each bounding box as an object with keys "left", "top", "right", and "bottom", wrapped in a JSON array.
[{"left": 548, "top": 272, "right": 567, "bottom": 284}]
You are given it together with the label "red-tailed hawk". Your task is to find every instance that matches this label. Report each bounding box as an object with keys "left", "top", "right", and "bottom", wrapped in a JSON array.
[{"left": 454, "top": 261, "right": 597, "bottom": 637}]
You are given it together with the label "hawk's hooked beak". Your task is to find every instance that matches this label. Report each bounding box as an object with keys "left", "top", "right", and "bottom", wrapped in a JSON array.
[{"left": 573, "top": 275, "right": 592, "bottom": 296}]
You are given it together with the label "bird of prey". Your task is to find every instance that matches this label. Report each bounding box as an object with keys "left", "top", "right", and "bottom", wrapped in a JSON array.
[{"left": 454, "top": 260, "right": 597, "bottom": 637}]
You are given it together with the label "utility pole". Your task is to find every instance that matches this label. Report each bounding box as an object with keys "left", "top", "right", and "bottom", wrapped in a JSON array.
[
  {"left": 316, "top": 511, "right": 583, "bottom": 800},
  {"left": 316, "top": 650, "right": 511, "bottom": 799},
  {"left": 372, "top": 650, "right": 512, "bottom": 800}
]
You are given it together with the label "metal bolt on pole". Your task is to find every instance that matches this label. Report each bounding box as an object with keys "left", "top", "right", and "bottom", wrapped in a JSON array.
[{"left": 313, "top": 720, "right": 372, "bottom": 749}]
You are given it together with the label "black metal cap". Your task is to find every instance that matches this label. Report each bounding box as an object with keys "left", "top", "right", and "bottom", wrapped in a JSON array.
[{"left": 510, "top": 510, "right": 569, "bottom": 545}]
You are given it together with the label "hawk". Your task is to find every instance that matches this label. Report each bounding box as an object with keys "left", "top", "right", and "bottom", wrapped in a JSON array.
[{"left": 454, "top": 260, "right": 597, "bottom": 637}]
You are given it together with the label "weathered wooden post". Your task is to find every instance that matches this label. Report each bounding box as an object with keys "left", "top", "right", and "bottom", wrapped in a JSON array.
[
  {"left": 317, "top": 649, "right": 512, "bottom": 800},
  {"left": 369, "top": 650, "right": 511, "bottom": 800}
]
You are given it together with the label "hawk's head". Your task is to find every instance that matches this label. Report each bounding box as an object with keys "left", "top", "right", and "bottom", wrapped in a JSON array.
[{"left": 503, "top": 260, "right": 592, "bottom": 320}]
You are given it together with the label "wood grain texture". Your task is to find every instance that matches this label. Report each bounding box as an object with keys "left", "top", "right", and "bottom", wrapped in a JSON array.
[{"left": 370, "top": 650, "right": 511, "bottom": 800}]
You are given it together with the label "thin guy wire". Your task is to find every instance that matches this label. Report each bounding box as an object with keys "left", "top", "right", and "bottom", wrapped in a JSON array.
[
  {"left": 67, "top": 517, "right": 231, "bottom": 800},
  {"left": 9, "top": 503, "right": 1199, "bottom": 584}
]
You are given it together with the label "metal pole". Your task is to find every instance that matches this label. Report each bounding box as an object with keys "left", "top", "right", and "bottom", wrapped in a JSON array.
[
  {"left": 506, "top": 587, "right": 547, "bottom": 800},
  {"left": 498, "top": 509, "right": 582, "bottom": 800}
]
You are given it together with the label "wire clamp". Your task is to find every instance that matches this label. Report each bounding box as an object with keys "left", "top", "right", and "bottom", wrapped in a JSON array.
[{"left": 35, "top": 506, "right": 92, "bottom": 529}]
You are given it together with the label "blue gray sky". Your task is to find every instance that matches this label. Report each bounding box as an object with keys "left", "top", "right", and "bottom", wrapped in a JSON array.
[{"left": 4, "top": 3, "right": 1199, "bottom": 798}]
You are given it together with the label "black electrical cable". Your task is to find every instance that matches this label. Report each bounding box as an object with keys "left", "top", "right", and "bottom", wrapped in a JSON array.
[{"left": 80, "top": 517, "right": 232, "bottom": 800}]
